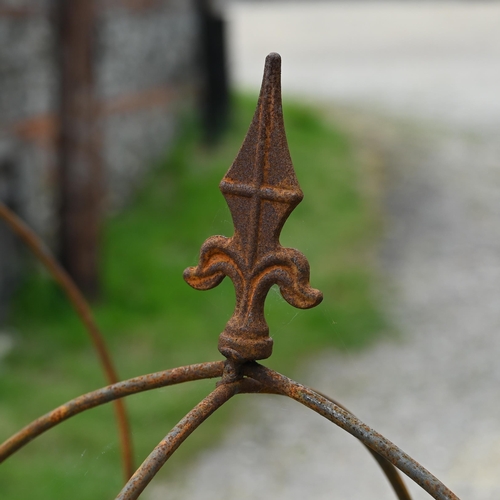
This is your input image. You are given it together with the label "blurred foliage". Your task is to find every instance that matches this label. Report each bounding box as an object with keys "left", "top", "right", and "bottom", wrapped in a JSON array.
[{"left": 0, "top": 95, "right": 388, "bottom": 499}]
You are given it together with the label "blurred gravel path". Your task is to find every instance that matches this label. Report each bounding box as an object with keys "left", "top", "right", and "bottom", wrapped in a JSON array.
[{"left": 151, "top": 3, "right": 500, "bottom": 499}]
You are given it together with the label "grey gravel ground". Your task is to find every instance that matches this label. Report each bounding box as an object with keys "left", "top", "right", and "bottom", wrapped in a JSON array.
[{"left": 150, "top": 3, "right": 500, "bottom": 499}]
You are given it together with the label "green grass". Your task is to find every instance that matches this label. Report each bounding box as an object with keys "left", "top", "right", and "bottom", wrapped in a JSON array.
[{"left": 0, "top": 95, "right": 387, "bottom": 499}]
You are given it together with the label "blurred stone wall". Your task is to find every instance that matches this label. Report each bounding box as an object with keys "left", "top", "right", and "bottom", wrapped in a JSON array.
[{"left": 0, "top": 0, "right": 200, "bottom": 318}]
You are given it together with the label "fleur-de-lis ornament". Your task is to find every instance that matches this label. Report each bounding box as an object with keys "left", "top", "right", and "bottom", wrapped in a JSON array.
[{"left": 184, "top": 53, "right": 322, "bottom": 362}]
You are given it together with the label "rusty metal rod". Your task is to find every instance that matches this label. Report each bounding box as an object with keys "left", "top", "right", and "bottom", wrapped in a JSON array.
[
  {"left": 115, "top": 381, "right": 239, "bottom": 500},
  {"left": 246, "top": 378, "right": 412, "bottom": 500},
  {"left": 314, "top": 390, "right": 412, "bottom": 500},
  {"left": 368, "top": 446, "right": 414, "bottom": 500},
  {"left": 0, "top": 361, "right": 224, "bottom": 463},
  {"left": 0, "top": 202, "right": 134, "bottom": 478},
  {"left": 244, "top": 364, "right": 460, "bottom": 500}
]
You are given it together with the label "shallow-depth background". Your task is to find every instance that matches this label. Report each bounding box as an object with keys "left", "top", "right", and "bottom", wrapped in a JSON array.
[{"left": 2, "top": 2, "right": 500, "bottom": 499}]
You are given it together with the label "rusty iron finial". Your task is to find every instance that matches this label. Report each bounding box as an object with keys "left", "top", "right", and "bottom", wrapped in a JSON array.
[{"left": 184, "top": 53, "right": 323, "bottom": 362}]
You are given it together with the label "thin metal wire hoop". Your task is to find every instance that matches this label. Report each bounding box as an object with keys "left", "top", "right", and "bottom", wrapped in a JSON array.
[
  {"left": 1, "top": 358, "right": 459, "bottom": 500},
  {"left": 110, "top": 363, "right": 458, "bottom": 500},
  {"left": 0, "top": 362, "right": 224, "bottom": 462},
  {"left": 243, "top": 363, "right": 460, "bottom": 500}
]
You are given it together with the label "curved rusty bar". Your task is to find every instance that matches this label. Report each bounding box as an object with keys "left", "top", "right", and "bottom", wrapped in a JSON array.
[
  {"left": 115, "top": 381, "right": 236, "bottom": 500},
  {"left": 0, "top": 202, "right": 134, "bottom": 479},
  {"left": 0, "top": 361, "right": 224, "bottom": 463},
  {"left": 368, "top": 447, "right": 414, "bottom": 500},
  {"left": 244, "top": 363, "right": 460, "bottom": 500},
  {"left": 314, "top": 390, "right": 412, "bottom": 500},
  {"left": 248, "top": 378, "right": 411, "bottom": 499}
]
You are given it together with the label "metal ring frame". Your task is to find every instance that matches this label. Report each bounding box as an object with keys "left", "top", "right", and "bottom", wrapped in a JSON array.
[{"left": 0, "top": 52, "right": 460, "bottom": 500}]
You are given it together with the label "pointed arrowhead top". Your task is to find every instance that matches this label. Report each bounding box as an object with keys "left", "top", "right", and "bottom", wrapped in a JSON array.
[
  {"left": 221, "top": 52, "right": 302, "bottom": 196},
  {"left": 219, "top": 52, "right": 304, "bottom": 263}
]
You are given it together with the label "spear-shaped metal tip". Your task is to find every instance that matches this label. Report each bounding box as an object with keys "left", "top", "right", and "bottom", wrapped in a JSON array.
[{"left": 184, "top": 54, "right": 322, "bottom": 362}]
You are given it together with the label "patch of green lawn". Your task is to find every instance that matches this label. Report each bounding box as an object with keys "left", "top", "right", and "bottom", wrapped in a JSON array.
[{"left": 0, "top": 95, "right": 387, "bottom": 499}]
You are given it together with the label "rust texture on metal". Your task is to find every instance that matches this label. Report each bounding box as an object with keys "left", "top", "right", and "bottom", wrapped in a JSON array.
[
  {"left": 184, "top": 52, "right": 323, "bottom": 362},
  {"left": 0, "top": 361, "right": 224, "bottom": 463},
  {"left": 1, "top": 53, "right": 462, "bottom": 500},
  {"left": 0, "top": 201, "right": 134, "bottom": 479},
  {"left": 313, "top": 389, "right": 412, "bottom": 500},
  {"left": 242, "top": 363, "right": 460, "bottom": 500},
  {"left": 116, "top": 381, "right": 239, "bottom": 500}
]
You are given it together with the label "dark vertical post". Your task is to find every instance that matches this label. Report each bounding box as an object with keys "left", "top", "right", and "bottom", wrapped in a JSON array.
[
  {"left": 56, "top": 0, "right": 102, "bottom": 299},
  {"left": 197, "top": 0, "right": 230, "bottom": 143},
  {"left": 0, "top": 159, "right": 21, "bottom": 321}
]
